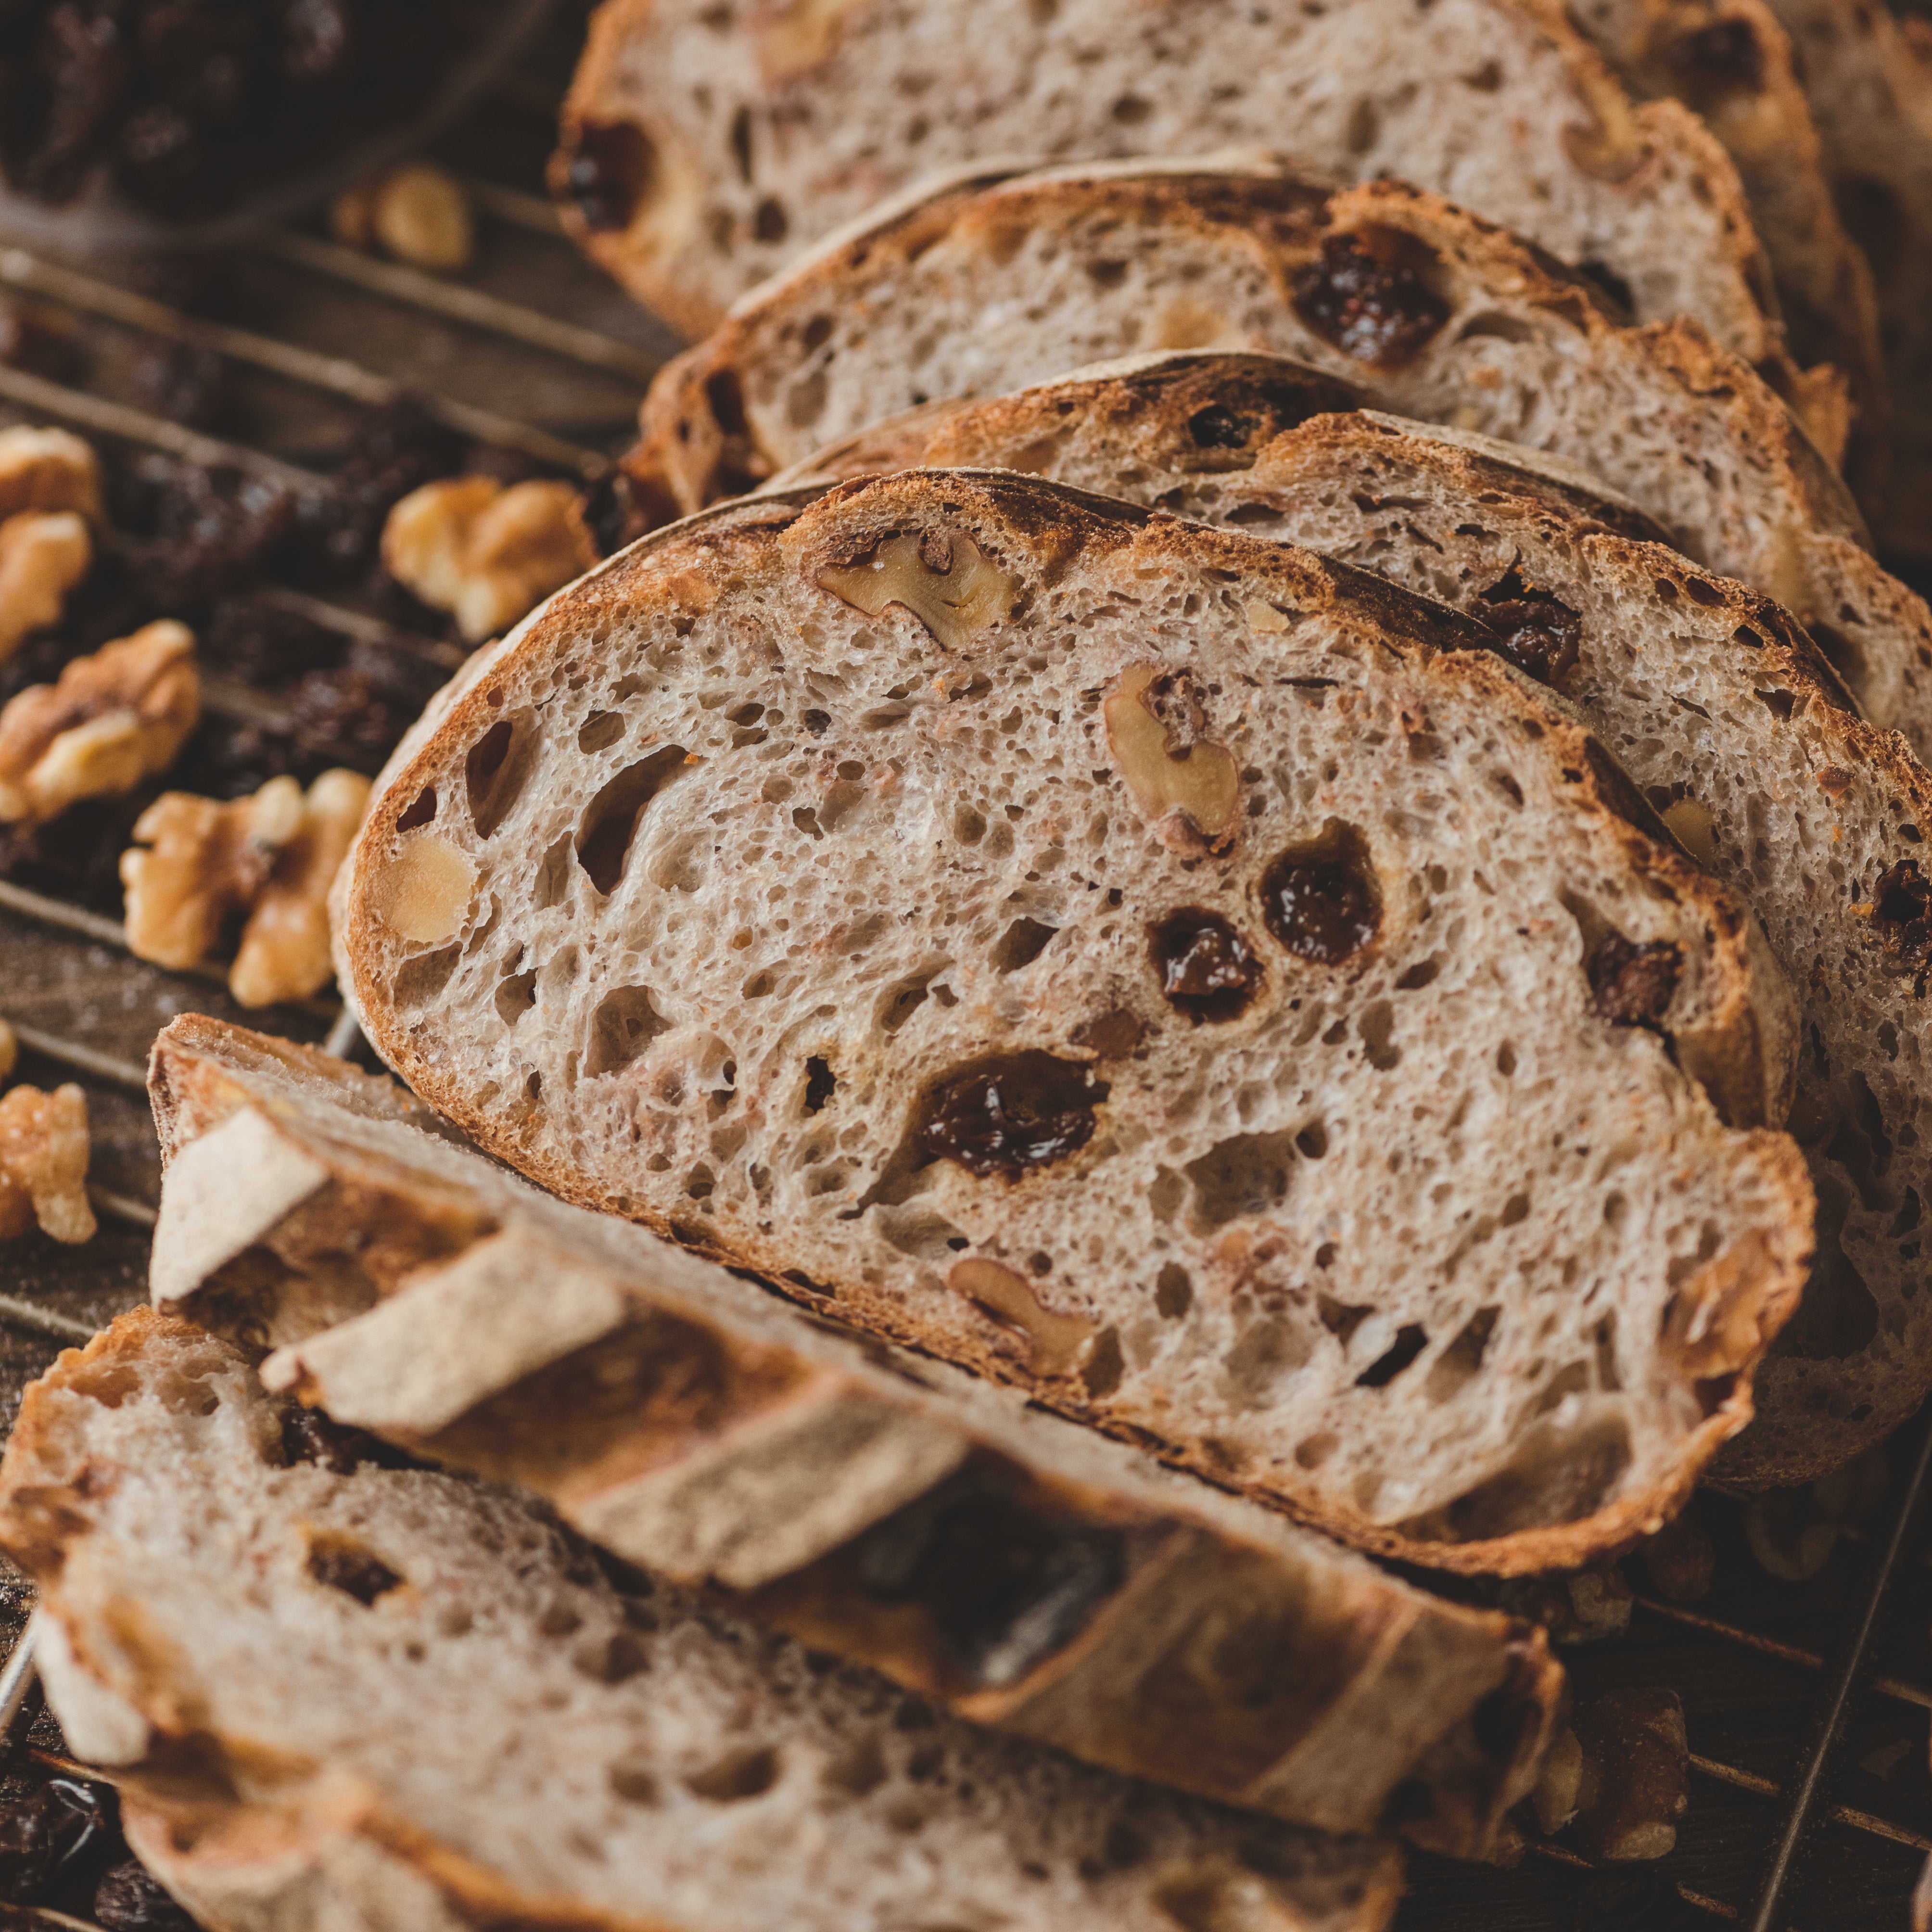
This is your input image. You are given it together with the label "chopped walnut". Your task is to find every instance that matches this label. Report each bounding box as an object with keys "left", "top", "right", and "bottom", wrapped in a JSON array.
[
  {"left": 1496, "top": 1563, "right": 1633, "bottom": 1643},
  {"left": 230, "top": 769, "right": 373, "bottom": 1008},
  {"left": 334, "top": 163, "right": 475, "bottom": 272},
  {"left": 121, "top": 775, "right": 307, "bottom": 972},
  {"left": 1566, "top": 1689, "right": 1688, "bottom": 1861},
  {"left": 0, "top": 426, "right": 101, "bottom": 521},
  {"left": 0, "top": 1082, "right": 95, "bottom": 1245},
  {"left": 0, "top": 622, "right": 200, "bottom": 825},
  {"left": 0, "top": 511, "right": 91, "bottom": 663},
  {"left": 382, "top": 476, "right": 598, "bottom": 643}
]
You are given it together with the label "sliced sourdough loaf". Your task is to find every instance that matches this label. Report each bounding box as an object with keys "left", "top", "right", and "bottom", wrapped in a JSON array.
[
  {"left": 143, "top": 1014, "right": 1562, "bottom": 1857},
  {"left": 791, "top": 355, "right": 1932, "bottom": 1484},
  {"left": 332, "top": 467, "right": 1814, "bottom": 1573},
  {"left": 1567, "top": 0, "right": 1884, "bottom": 491},
  {"left": 552, "top": 0, "right": 1831, "bottom": 443},
  {"left": 0, "top": 1311, "right": 1403, "bottom": 1932},
  {"left": 623, "top": 160, "right": 1932, "bottom": 760},
  {"left": 1762, "top": 0, "right": 1932, "bottom": 559}
]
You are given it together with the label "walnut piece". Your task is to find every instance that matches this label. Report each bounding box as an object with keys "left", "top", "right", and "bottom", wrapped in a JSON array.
[
  {"left": 948, "top": 1257, "right": 1097, "bottom": 1377},
  {"left": 334, "top": 163, "right": 475, "bottom": 272},
  {"left": 816, "top": 531, "right": 1019, "bottom": 649},
  {"left": 383, "top": 476, "right": 597, "bottom": 643},
  {"left": 0, "top": 621, "right": 200, "bottom": 825},
  {"left": 0, "top": 510, "right": 91, "bottom": 663},
  {"left": 0, "top": 426, "right": 101, "bottom": 520},
  {"left": 231, "top": 769, "right": 374, "bottom": 1007},
  {"left": 0, "top": 1082, "right": 95, "bottom": 1246},
  {"left": 369, "top": 831, "right": 479, "bottom": 945},
  {"left": 1566, "top": 1688, "right": 1688, "bottom": 1861},
  {"left": 1103, "top": 663, "right": 1241, "bottom": 847},
  {"left": 122, "top": 770, "right": 371, "bottom": 1005}
]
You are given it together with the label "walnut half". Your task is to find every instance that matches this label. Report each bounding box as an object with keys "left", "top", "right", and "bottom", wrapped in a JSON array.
[
  {"left": 122, "top": 770, "right": 372, "bottom": 1005},
  {"left": 383, "top": 477, "right": 597, "bottom": 643},
  {"left": 0, "top": 621, "right": 200, "bottom": 826},
  {"left": 0, "top": 1082, "right": 95, "bottom": 1246},
  {"left": 0, "top": 511, "right": 90, "bottom": 664}
]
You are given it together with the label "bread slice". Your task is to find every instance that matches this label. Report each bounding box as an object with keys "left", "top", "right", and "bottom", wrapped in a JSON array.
[
  {"left": 1761, "top": 0, "right": 1932, "bottom": 559},
  {"left": 0, "top": 1311, "right": 1403, "bottom": 1932},
  {"left": 142, "top": 1013, "right": 1563, "bottom": 1857},
  {"left": 550, "top": 0, "right": 1826, "bottom": 431},
  {"left": 622, "top": 159, "right": 1932, "bottom": 762},
  {"left": 331, "top": 465, "right": 1814, "bottom": 1573},
  {"left": 789, "top": 354, "right": 1932, "bottom": 1485},
  {"left": 1567, "top": 0, "right": 1885, "bottom": 494}
]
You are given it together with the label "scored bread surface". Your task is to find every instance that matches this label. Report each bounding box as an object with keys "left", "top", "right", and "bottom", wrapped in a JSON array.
[
  {"left": 0, "top": 1311, "right": 1402, "bottom": 1932},
  {"left": 336, "top": 468, "right": 1814, "bottom": 1573},
  {"left": 143, "top": 1013, "right": 1563, "bottom": 1857},
  {"left": 552, "top": 0, "right": 1815, "bottom": 417},
  {"left": 809, "top": 355, "right": 1932, "bottom": 1484},
  {"left": 622, "top": 160, "right": 1932, "bottom": 762}
]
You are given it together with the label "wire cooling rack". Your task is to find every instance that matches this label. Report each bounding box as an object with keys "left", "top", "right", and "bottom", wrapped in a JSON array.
[{"left": 0, "top": 11, "right": 1927, "bottom": 1928}]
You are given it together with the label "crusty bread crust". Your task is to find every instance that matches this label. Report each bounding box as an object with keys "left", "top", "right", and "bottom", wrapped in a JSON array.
[
  {"left": 7, "top": 1311, "right": 1405, "bottom": 1932},
  {"left": 145, "top": 1014, "right": 1564, "bottom": 1857},
  {"left": 616, "top": 160, "right": 1932, "bottom": 761},
  {"left": 551, "top": 0, "right": 1806, "bottom": 405},
  {"left": 335, "top": 467, "right": 1814, "bottom": 1574},
  {"left": 810, "top": 356, "right": 1930, "bottom": 1483}
]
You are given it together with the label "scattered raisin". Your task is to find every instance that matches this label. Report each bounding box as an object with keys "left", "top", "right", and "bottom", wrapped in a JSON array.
[
  {"left": 291, "top": 395, "right": 464, "bottom": 585},
  {"left": 93, "top": 1857, "right": 196, "bottom": 1931},
  {"left": 1872, "top": 858, "right": 1932, "bottom": 978},
  {"left": 132, "top": 337, "right": 231, "bottom": 432},
  {"left": 1148, "top": 908, "right": 1265, "bottom": 1021},
  {"left": 1292, "top": 228, "right": 1450, "bottom": 368},
  {"left": 1477, "top": 566, "right": 1583, "bottom": 684},
  {"left": 200, "top": 593, "right": 341, "bottom": 685},
  {"left": 1587, "top": 933, "right": 1681, "bottom": 1027},
  {"left": 854, "top": 1462, "right": 1126, "bottom": 1688},
  {"left": 0, "top": 1777, "right": 113, "bottom": 1904},
  {"left": 1260, "top": 823, "right": 1382, "bottom": 963},
  {"left": 116, "top": 456, "right": 292, "bottom": 613},
  {"left": 1186, "top": 404, "right": 1253, "bottom": 449},
  {"left": 915, "top": 1053, "right": 1108, "bottom": 1178}
]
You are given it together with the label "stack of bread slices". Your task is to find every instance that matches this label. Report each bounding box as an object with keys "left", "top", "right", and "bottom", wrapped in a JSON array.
[{"left": 10, "top": 5, "right": 1932, "bottom": 1925}]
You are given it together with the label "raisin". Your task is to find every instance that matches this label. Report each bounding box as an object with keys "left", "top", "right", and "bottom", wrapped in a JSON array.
[
  {"left": 132, "top": 338, "right": 230, "bottom": 432},
  {"left": 853, "top": 1463, "right": 1127, "bottom": 1688},
  {"left": 1260, "top": 824, "right": 1382, "bottom": 964},
  {"left": 1149, "top": 909, "right": 1265, "bottom": 1022},
  {"left": 1071, "top": 1008, "right": 1144, "bottom": 1059},
  {"left": 1186, "top": 404, "right": 1253, "bottom": 449},
  {"left": 0, "top": 788, "right": 150, "bottom": 913},
  {"left": 0, "top": 1777, "right": 113, "bottom": 1904},
  {"left": 1477, "top": 567, "right": 1583, "bottom": 684},
  {"left": 1872, "top": 858, "right": 1932, "bottom": 974},
  {"left": 201, "top": 593, "right": 340, "bottom": 685},
  {"left": 306, "top": 1539, "right": 402, "bottom": 1605},
  {"left": 915, "top": 1053, "right": 1108, "bottom": 1178},
  {"left": 119, "top": 458, "right": 292, "bottom": 612},
  {"left": 1587, "top": 933, "right": 1682, "bottom": 1027},
  {"left": 1292, "top": 229, "right": 1450, "bottom": 369},
  {"left": 93, "top": 1857, "right": 196, "bottom": 1932},
  {"left": 6, "top": 3, "right": 130, "bottom": 206},
  {"left": 292, "top": 396, "right": 463, "bottom": 585},
  {"left": 280, "top": 1405, "right": 399, "bottom": 1474},
  {"left": 282, "top": 665, "right": 413, "bottom": 773},
  {"left": 561, "top": 119, "right": 655, "bottom": 232}
]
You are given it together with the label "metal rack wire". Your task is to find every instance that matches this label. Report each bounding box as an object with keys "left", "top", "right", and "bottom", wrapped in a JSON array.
[{"left": 0, "top": 33, "right": 1926, "bottom": 1932}]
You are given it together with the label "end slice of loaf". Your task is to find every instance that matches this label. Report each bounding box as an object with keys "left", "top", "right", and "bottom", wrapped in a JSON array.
[
  {"left": 0, "top": 1309, "right": 1403, "bottom": 1932},
  {"left": 552, "top": 0, "right": 1815, "bottom": 423},
  {"left": 333, "top": 467, "right": 1814, "bottom": 1572},
  {"left": 143, "top": 1012, "right": 1563, "bottom": 1857},
  {"left": 807, "top": 354, "right": 1932, "bottom": 1484},
  {"left": 622, "top": 159, "right": 1932, "bottom": 763}
]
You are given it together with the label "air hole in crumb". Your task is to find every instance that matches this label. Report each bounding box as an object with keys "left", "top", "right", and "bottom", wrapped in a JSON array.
[
  {"left": 1359, "top": 1000, "right": 1400, "bottom": 1070},
  {"left": 579, "top": 711, "right": 625, "bottom": 753},
  {"left": 804, "top": 1056, "right": 835, "bottom": 1112},
  {"left": 686, "top": 1747, "right": 781, "bottom": 1802},
  {"left": 1425, "top": 1308, "right": 1498, "bottom": 1403},
  {"left": 1356, "top": 1324, "right": 1428, "bottom": 1388},
  {"left": 1295, "top": 1432, "right": 1338, "bottom": 1469},
  {"left": 992, "top": 917, "right": 1058, "bottom": 972},
  {"left": 881, "top": 973, "right": 938, "bottom": 1035},
  {"left": 824, "top": 1737, "right": 887, "bottom": 1796},
  {"left": 608, "top": 1761, "right": 660, "bottom": 1805},
  {"left": 1185, "top": 1130, "right": 1297, "bottom": 1229},
  {"left": 1295, "top": 1121, "right": 1328, "bottom": 1159},
  {"left": 1155, "top": 1262, "right": 1193, "bottom": 1317},
  {"left": 1082, "top": 1326, "right": 1124, "bottom": 1399},
  {"left": 1395, "top": 957, "right": 1439, "bottom": 991},
  {"left": 466, "top": 718, "right": 537, "bottom": 840},
  {"left": 495, "top": 965, "right": 537, "bottom": 1026},
  {"left": 1496, "top": 1042, "right": 1517, "bottom": 1077},
  {"left": 585, "top": 985, "right": 671, "bottom": 1076},
  {"left": 576, "top": 745, "right": 689, "bottom": 894},
  {"left": 394, "top": 942, "right": 460, "bottom": 1009},
  {"left": 396, "top": 786, "right": 436, "bottom": 831},
  {"left": 307, "top": 1538, "right": 402, "bottom": 1606}
]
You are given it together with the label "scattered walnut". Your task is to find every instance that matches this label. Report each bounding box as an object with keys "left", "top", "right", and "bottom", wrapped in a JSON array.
[
  {"left": 382, "top": 477, "right": 597, "bottom": 643},
  {"left": 1531, "top": 1726, "right": 1583, "bottom": 1836},
  {"left": 333, "top": 163, "right": 475, "bottom": 272},
  {"left": 0, "top": 622, "right": 200, "bottom": 826},
  {"left": 0, "top": 1082, "right": 95, "bottom": 1246},
  {"left": 0, "top": 1018, "right": 13, "bottom": 1081},
  {"left": 0, "top": 511, "right": 91, "bottom": 663},
  {"left": 1566, "top": 1689, "right": 1688, "bottom": 1861},
  {"left": 230, "top": 769, "right": 373, "bottom": 1008},
  {"left": 1102, "top": 664, "right": 1241, "bottom": 848},
  {"left": 0, "top": 426, "right": 101, "bottom": 521},
  {"left": 1496, "top": 1563, "right": 1633, "bottom": 1643},
  {"left": 121, "top": 775, "right": 306, "bottom": 971},
  {"left": 1743, "top": 1486, "right": 1840, "bottom": 1581},
  {"left": 1638, "top": 1500, "right": 1715, "bottom": 1603}
]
